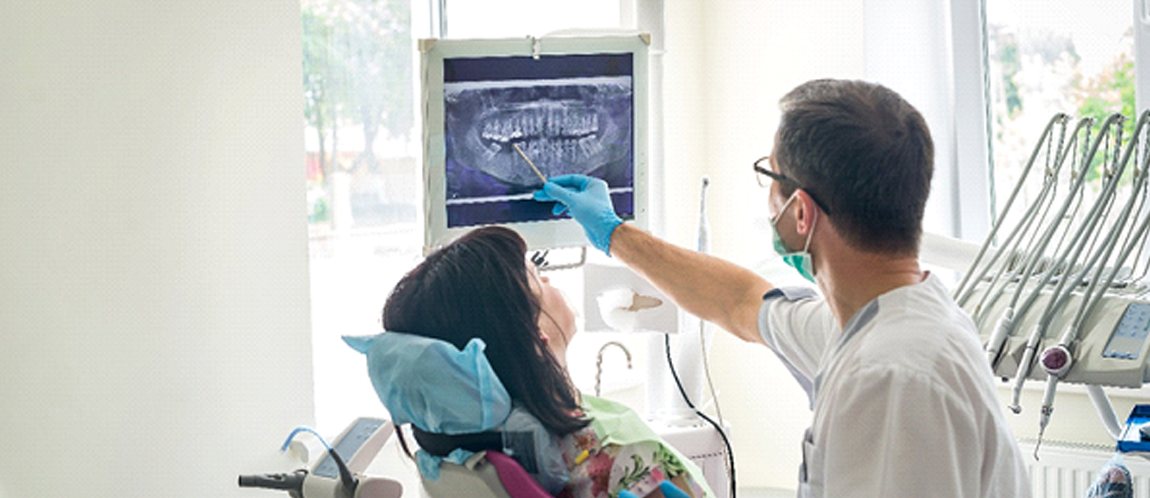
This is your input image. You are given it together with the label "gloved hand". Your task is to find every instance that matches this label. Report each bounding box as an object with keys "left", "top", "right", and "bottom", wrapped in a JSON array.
[
  {"left": 532, "top": 174, "right": 623, "bottom": 255},
  {"left": 617, "top": 480, "right": 691, "bottom": 498}
]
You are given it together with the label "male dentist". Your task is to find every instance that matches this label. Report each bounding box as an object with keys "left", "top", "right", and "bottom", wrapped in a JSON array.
[{"left": 535, "top": 79, "right": 1031, "bottom": 497}]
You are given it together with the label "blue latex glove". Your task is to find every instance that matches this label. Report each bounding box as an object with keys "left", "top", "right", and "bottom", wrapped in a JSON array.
[
  {"left": 532, "top": 174, "right": 623, "bottom": 254},
  {"left": 617, "top": 481, "right": 691, "bottom": 498}
]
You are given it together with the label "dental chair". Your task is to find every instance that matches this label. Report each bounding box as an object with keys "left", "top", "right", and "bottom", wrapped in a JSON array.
[{"left": 345, "top": 333, "right": 715, "bottom": 498}]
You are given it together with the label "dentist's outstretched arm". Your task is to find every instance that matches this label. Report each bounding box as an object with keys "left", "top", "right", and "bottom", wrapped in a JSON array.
[{"left": 535, "top": 174, "right": 773, "bottom": 344}]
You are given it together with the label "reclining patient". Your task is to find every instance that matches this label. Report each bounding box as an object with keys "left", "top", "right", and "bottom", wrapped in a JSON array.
[{"left": 344, "top": 226, "right": 712, "bottom": 498}]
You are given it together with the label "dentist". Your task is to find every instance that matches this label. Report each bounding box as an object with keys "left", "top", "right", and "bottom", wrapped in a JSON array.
[{"left": 534, "top": 79, "right": 1030, "bottom": 497}]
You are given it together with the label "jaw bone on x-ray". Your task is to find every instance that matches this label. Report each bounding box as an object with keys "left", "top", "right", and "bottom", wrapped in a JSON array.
[{"left": 443, "top": 54, "right": 635, "bottom": 228}]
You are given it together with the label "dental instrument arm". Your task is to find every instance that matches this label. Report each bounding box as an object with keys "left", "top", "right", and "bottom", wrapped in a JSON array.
[
  {"left": 979, "top": 185, "right": 1059, "bottom": 365},
  {"left": 1006, "top": 114, "right": 1146, "bottom": 411},
  {"left": 1033, "top": 115, "right": 1150, "bottom": 454},
  {"left": 1087, "top": 384, "right": 1124, "bottom": 441},
  {"left": 980, "top": 118, "right": 1094, "bottom": 366},
  {"left": 961, "top": 119, "right": 1088, "bottom": 356},
  {"left": 955, "top": 113, "right": 1070, "bottom": 303}
]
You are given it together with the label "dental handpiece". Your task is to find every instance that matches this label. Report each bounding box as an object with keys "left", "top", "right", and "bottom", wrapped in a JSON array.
[
  {"left": 985, "top": 310, "right": 1015, "bottom": 366},
  {"left": 1009, "top": 327, "right": 1043, "bottom": 413},
  {"left": 1034, "top": 345, "right": 1071, "bottom": 459},
  {"left": 1035, "top": 375, "right": 1059, "bottom": 459}
]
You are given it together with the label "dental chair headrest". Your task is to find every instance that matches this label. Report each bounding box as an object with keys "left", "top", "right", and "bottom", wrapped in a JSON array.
[
  {"left": 344, "top": 332, "right": 570, "bottom": 493},
  {"left": 342, "top": 332, "right": 512, "bottom": 434}
]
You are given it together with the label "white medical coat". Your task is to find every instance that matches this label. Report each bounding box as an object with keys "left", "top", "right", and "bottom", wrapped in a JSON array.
[{"left": 759, "top": 274, "right": 1031, "bottom": 498}]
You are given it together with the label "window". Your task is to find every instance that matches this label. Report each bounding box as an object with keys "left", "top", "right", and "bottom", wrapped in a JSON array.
[
  {"left": 301, "top": 0, "right": 624, "bottom": 432},
  {"left": 303, "top": 0, "right": 421, "bottom": 431},
  {"left": 984, "top": 0, "right": 1134, "bottom": 226}
]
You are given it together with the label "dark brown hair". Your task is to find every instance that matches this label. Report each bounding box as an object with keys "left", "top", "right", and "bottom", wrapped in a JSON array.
[
  {"left": 775, "top": 79, "right": 934, "bottom": 255},
  {"left": 382, "top": 226, "right": 588, "bottom": 435}
]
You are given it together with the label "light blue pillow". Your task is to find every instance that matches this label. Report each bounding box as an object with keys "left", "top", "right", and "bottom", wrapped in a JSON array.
[
  {"left": 342, "top": 332, "right": 512, "bottom": 434},
  {"left": 344, "top": 332, "right": 568, "bottom": 491}
]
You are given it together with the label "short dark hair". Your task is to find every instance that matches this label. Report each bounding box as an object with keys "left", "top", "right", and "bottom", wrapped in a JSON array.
[
  {"left": 382, "top": 226, "right": 589, "bottom": 435},
  {"left": 775, "top": 79, "right": 933, "bottom": 255}
]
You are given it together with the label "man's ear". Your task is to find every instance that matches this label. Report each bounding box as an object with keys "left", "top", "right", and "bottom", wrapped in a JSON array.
[{"left": 795, "top": 190, "right": 819, "bottom": 232}]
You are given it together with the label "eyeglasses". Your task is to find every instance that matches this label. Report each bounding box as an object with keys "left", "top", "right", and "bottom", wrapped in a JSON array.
[{"left": 753, "top": 156, "right": 832, "bottom": 215}]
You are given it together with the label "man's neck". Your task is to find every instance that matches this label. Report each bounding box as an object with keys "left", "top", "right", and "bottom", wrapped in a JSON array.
[{"left": 817, "top": 245, "right": 924, "bottom": 328}]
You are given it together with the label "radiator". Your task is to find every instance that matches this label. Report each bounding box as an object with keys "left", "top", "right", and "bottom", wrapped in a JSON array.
[{"left": 1026, "top": 439, "right": 1150, "bottom": 498}]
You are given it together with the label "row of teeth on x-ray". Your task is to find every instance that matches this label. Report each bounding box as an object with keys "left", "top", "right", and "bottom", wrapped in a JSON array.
[
  {"left": 479, "top": 111, "right": 600, "bottom": 144},
  {"left": 482, "top": 134, "right": 607, "bottom": 163}
]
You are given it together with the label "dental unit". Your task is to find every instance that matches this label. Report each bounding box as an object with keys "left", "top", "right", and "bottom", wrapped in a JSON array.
[{"left": 947, "top": 109, "right": 1150, "bottom": 458}]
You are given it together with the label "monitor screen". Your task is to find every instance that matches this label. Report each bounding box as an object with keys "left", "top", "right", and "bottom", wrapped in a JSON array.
[{"left": 421, "top": 36, "right": 648, "bottom": 252}]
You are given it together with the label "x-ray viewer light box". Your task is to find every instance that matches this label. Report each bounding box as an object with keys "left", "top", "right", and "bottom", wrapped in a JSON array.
[{"left": 420, "top": 35, "right": 650, "bottom": 254}]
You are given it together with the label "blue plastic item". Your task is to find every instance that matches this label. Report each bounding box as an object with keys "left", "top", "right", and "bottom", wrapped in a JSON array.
[{"left": 1116, "top": 404, "right": 1150, "bottom": 453}]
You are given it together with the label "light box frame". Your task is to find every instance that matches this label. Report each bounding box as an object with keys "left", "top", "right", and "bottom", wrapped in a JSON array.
[{"left": 419, "top": 34, "right": 650, "bottom": 254}]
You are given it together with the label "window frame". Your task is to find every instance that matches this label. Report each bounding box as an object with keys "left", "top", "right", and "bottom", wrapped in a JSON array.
[{"left": 949, "top": 0, "right": 994, "bottom": 241}]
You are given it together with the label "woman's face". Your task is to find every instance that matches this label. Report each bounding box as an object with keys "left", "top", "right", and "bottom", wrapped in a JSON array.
[{"left": 527, "top": 263, "right": 576, "bottom": 361}]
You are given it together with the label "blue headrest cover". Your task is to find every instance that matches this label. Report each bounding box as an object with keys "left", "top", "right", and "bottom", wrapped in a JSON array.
[{"left": 343, "top": 332, "right": 513, "bottom": 434}]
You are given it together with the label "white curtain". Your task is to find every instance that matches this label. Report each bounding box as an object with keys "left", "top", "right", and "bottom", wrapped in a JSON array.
[{"left": 863, "top": 0, "right": 992, "bottom": 241}]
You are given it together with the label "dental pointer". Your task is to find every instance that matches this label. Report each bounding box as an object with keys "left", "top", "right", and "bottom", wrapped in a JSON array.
[{"left": 511, "top": 142, "right": 548, "bottom": 184}]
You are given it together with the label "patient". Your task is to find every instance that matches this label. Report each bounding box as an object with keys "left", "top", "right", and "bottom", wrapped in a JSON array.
[{"left": 353, "top": 226, "right": 710, "bottom": 498}]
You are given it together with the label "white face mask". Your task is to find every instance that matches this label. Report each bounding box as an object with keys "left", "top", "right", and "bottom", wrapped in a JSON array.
[{"left": 770, "top": 192, "right": 817, "bottom": 282}]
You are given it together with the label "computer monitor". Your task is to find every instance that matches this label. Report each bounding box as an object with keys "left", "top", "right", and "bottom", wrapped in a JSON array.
[{"left": 420, "top": 35, "right": 649, "bottom": 253}]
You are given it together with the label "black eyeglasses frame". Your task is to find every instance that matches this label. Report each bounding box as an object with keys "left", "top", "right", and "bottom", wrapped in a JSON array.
[{"left": 753, "top": 156, "right": 832, "bottom": 215}]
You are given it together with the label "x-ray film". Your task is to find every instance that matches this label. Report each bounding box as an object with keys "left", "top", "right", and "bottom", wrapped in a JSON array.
[{"left": 443, "top": 54, "right": 634, "bottom": 227}]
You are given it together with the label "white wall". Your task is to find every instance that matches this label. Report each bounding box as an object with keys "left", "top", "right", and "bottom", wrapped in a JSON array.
[
  {"left": 661, "top": 0, "right": 866, "bottom": 490},
  {"left": 0, "top": 2, "right": 314, "bottom": 497}
]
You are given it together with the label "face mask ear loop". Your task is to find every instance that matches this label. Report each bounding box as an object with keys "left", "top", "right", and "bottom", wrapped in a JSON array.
[
  {"left": 802, "top": 205, "right": 817, "bottom": 253},
  {"left": 771, "top": 193, "right": 798, "bottom": 225},
  {"left": 801, "top": 196, "right": 818, "bottom": 277}
]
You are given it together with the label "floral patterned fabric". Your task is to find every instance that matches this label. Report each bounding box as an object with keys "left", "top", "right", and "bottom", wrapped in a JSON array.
[{"left": 555, "top": 396, "right": 712, "bottom": 498}]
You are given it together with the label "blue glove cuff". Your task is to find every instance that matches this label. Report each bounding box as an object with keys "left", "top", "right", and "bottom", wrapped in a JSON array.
[
  {"left": 534, "top": 175, "right": 623, "bottom": 254},
  {"left": 591, "top": 216, "right": 623, "bottom": 255}
]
